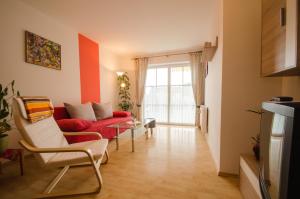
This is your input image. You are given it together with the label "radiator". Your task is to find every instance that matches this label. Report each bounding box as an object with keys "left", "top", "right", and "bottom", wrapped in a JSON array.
[{"left": 200, "top": 105, "right": 208, "bottom": 133}]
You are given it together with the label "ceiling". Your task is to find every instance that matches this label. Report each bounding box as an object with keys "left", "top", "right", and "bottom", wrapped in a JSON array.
[{"left": 21, "top": 0, "right": 218, "bottom": 57}]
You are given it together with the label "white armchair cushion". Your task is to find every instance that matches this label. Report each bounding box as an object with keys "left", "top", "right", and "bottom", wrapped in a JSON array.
[
  {"left": 15, "top": 97, "right": 29, "bottom": 119},
  {"left": 13, "top": 98, "right": 69, "bottom": 165},
  {"left": 47, "top": 139, "right": 108, "bottom": 167}
]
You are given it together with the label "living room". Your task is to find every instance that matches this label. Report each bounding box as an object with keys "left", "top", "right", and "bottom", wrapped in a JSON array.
[{"left": 1, "top": 0, "right": 300, "bottom": 198}]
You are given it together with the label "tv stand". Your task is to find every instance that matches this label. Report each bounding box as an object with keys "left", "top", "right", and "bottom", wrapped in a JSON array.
[{"left": 240, "top": 154, "right": 262, "bottom": 199}]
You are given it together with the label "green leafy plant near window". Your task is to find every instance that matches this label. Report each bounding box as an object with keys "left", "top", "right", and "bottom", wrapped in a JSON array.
[
  {"left": 117, "top": 72, "right": 133, "bottom": 112},
  {"left": 0, "top": 80, "right": 20, "bottom": 153}
]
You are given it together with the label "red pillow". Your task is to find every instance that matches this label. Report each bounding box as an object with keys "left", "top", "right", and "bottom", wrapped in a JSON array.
[
  {"left": 56, "top": 119, "right": 92, "bottom": 132},
  {"left": 113, "top": 111, "right": 131, "bottom": 117}
]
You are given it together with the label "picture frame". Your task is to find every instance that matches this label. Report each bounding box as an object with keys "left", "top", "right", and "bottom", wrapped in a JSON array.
[{"left": 25, "top": 31, "right": 61, "bottom": 70}]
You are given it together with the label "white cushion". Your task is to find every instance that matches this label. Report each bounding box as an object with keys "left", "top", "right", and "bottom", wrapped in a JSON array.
[
  {"left": 15, "top": 97, "right": 28, "bottom": 119},
  {"left": 47, "top": 139, "right": 108, "bottom": 167},
  {"left": 64, "top": 102, "right": 97, "bottom": 121},
  {"left": 92, "top": 102, "right": 113, "bottom": 120},
  {"left": 13, "top": 98, "right": 69, "bottom": 165}
]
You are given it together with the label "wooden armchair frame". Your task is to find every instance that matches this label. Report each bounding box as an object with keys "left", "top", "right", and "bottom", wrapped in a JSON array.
[{"left": 19, "top": 132, "right": 109, "bottom": 198}]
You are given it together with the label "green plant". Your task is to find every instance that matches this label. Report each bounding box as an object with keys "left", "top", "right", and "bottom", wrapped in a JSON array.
[
  {"left": 0, "top": 81, "right": 20, "bottom": 139},
  {"left": 117, "top": 72, "right": 133, "bottom": 112}
]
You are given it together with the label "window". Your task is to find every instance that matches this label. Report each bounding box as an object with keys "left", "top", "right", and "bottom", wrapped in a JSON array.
[
  {"left": 144, "top": 62, "right": 195, "bottom": 125},
  {"left": 144, "top": 67, "right": 168, "bottom": 123}
]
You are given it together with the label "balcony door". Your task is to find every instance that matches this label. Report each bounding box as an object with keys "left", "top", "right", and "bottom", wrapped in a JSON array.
[{"left": 144, "top": 62, "right": 195, "bottom": 125}]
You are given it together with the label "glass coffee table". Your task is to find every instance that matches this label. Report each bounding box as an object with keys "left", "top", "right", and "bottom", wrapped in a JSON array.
[{"left": 106, "top": 118, "right": 156, "bottom": 152}]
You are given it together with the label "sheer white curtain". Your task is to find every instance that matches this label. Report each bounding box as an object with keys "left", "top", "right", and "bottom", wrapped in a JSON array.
[
  {"left": 190, "top": 52, "right": 205, "bottom": 127},
  {"left": 135, "top": 57, "right": 149, "bottom": 120}
]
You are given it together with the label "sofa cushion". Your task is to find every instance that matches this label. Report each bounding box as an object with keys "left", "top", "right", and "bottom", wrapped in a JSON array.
[
  {"left": 92, "top": 102, "right": 113, "bottom": 120},
  {"left": 85, "top": 117, "right": 131, "bottom": 139},
  {"left": 113, "top": 111, "right": 131, "bottom": 117},
  {"left": 65, "top": 116, "right": 132, "bottom": 143},
  {"left": 56, "top": 119, "right": 92, "bottom": 132},
  {"left": 64, "top": 102, "right": 96, "bottom": 121},
  {"left": 54, "top": 107, "right": 70, "bottom": 120}
]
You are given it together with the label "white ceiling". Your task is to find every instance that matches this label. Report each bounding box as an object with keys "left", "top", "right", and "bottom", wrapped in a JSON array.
[{"left": 21, "top": 0, "right": 218, "bottom": 57}]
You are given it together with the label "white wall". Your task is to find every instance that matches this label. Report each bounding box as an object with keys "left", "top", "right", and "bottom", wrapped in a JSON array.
[
  {"left": 282, "top": 77, "right": 300, "bottom": 100},
  {"left": 0, "top": 0, "right": 123, "bottom": 107},
  {"left": 205, "top": 0, "right": 283, "bottom": 174},
  {"left": 0, "top": 0, "right": 81, "bottom": 106},
  {"left": 205, "top": 47, "right": 223, "bottom": 171},
  {"left": 100, "top": 47, "right": 119, "bottom": 109},
  {"left": 148, "top": 54, "right": 190, "bottom": 65},
  {"left": 0, "top": 0, "right": 82, "bottom": 148},
  {"left": 99, "top": 49, "right": 136, "bottom": 111},
  {"left": 0, "top": 0, "right": 123, "bottom": 148},
  {"left": 220, "top": 0, "right": 282, "bottom": 174},
  {"left": 204, "top": 0, "right": 223, "bottom": 172}
]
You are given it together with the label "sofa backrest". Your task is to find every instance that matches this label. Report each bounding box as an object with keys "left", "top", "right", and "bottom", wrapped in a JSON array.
[{"left": 53, "top": 107, "right": 70, "bottom": 120}]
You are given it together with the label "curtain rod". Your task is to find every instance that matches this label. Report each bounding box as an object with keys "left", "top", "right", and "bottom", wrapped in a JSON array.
[{"left": 132, "top": 50, "right": 202, "bottom": 60}]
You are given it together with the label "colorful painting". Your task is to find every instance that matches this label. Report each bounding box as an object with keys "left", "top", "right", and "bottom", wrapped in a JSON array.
[{"left": 25, "top": 31, "right": 61, "bottom": 70}]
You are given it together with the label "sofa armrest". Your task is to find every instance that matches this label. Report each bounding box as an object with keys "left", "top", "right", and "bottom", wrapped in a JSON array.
[{"left": 113, "top": 111, "right": 131, "bottom": 117}]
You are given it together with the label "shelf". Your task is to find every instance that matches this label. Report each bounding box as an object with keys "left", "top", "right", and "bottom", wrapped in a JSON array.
[
  {"left": 203, "top": 37, "right": 218, "bottom": 62},
  {"left": 240, "top": 154, "right": 262, "bottom": 199}
]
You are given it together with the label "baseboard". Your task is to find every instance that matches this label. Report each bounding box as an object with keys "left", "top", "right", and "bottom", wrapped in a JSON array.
[{"left": 218, "top": 171, "right": 239, "bottom": 178}]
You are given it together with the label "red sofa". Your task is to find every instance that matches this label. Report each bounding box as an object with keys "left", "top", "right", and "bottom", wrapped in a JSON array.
[{"left": 53, "top": 107, "right": 132, "bottom": 144}]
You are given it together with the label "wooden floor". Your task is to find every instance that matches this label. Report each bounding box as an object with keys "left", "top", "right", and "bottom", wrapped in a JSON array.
[{"left": 0, "top": 125, "right": 242, "bottom": 199}]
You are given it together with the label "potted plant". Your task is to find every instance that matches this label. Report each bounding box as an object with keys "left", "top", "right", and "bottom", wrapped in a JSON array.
[
  {"left": 251, "top": 134, "right": 260, "bottom": 161},
  {"left": 246, "top": 109, "right": 263, "bottom": 161},
  {"left": 117, "top": 72, "right": 134, "bottom": 112},
  {"left": 0, "top": 80, "right": 20, "bottom": 154}
]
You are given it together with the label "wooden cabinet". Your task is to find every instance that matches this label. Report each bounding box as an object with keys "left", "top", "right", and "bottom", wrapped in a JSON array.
[
  {"left": 240, "top": 154, "right": 262, "bottom": 199},
  {"left": 261, "top": 0, "right": 300, "bottom": 76}
]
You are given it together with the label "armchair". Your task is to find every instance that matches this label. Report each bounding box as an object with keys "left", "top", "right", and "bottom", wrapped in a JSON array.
[{"left": 13, "top": 98, "right": 109, "bottom": 198}]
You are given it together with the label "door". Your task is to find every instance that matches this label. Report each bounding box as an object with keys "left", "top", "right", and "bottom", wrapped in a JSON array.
[{"left": 144, "top": 62, "right": 196, "bottom": 125}]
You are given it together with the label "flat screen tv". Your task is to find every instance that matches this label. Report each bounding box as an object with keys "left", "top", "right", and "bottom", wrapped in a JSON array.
[{"left": 260, "top": 101, "right": 300, "bottom": 199}]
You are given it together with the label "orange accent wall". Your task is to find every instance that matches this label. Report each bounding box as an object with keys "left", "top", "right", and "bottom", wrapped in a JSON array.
[{"left": 78, "top": 34, "right": 100, "bottom": 103}]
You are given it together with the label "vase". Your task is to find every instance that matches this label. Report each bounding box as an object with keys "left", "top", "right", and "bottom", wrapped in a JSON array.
[
  {"left": 0, "top": 135, "right": 9, "bottom": 154},
  {"left": 253, "top": 143, "right": 260, "bottom": 161}
]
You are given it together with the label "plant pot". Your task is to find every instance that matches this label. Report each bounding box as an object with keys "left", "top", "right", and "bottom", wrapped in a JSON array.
[
  {"left": 253, "top": 144, "right": 260, "bottom": 161},
  {"left": 0, "top": 135, "right": 9, "bottom": 155}
]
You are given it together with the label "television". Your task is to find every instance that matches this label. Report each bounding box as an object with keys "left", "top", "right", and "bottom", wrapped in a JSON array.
[{"left": 259, "top": 101, "right": 300, "bottom": 199}]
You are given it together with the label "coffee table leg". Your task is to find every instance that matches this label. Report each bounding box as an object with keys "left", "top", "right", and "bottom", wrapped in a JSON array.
[
  {"left": 131, "top": 129, "right": 134, "bottom": 152},
  {"left": 145, "top": 127, "right": 149, "bottom": 139},
  {"left": 116, "top": 128, "right": 120, "bottom": 150},
  {"left": 150, "top": 128, "right": 153, "bottom": 136}
]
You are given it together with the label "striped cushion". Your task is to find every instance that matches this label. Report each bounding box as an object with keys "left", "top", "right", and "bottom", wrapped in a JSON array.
[{"left": 21, "top": 96, "right": 54, "bottom": 123}]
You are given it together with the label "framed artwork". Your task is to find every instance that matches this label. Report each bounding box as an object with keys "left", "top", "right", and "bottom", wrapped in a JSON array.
[{"left": 25, "top": 31, "right": 61, "bottom": 70}]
